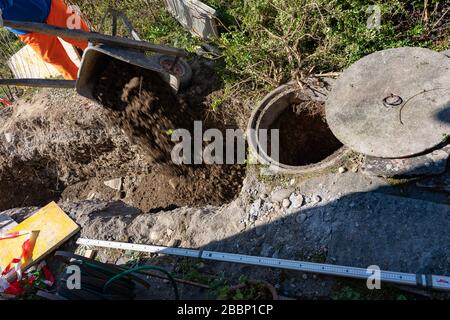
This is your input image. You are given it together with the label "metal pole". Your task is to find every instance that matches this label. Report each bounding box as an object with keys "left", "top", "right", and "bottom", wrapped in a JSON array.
[
  {"left": 77, "top": 238, "right": 450, "bottom": 292},
  {"left": 2, "top": 20, "right": 188, "bottom": 57},
  {"left": 0, "top": 79, "right": 76, "bottom": 88}
]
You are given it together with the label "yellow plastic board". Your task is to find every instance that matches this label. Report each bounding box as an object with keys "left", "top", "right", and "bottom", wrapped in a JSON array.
[{"left": 0, "top": 202, "right": 79, "bottom": 271}]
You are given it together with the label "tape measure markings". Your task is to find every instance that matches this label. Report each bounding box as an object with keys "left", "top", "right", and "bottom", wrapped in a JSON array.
[{"left": 76, "top": 238, "right": 450, "bottom": 291}]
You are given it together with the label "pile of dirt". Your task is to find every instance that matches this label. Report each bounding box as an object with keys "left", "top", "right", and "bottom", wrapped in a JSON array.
[
  {"left": 62, "top": 163, "right": 244, "bottom": 212},
  {"left": 0, "top": 156, "right": 62, "bottom": 210},
  {"left": 0, "top": 90, "right": 145, "bottom": 211},
  {"left": 84, "top": 58, "right": 246, "bottom": 210},
  {"left": 93, "top": 59, "right": 196, "bottom": 163},
  {"left": 269, "top": 100, "right": 342, "bottom": 166},
  {"left": 0, "top": 57, "right": 247, "bottom": 213}
]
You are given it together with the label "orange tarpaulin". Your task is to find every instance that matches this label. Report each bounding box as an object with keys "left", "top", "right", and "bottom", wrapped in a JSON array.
[{"left": 17, "top": 0, "right": 90, "bottom": 80}]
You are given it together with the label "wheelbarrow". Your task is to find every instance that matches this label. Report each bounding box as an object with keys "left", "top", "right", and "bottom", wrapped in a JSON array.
[{"left": 0, "top": 10, "right": 193, "bottom": 102}]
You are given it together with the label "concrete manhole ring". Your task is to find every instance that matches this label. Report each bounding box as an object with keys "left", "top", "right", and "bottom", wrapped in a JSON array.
[
  {"left": 247, "top": 82, "right": 349, "bottom": 175},
  {"left": 326, "top": 47, "right": 450, "bottom": 158}
]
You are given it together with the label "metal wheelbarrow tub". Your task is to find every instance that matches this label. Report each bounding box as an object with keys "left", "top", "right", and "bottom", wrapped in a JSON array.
[{"left": 76, "top": 44, "right": 192, "bottom": 101}]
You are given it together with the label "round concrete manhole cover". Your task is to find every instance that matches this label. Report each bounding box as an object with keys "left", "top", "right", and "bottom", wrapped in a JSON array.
[{"left": 326, "top": 47, "right": 450, "bottom": 158}]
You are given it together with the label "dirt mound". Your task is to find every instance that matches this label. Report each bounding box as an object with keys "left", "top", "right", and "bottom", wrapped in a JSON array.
[
  {"left": 0, "top": 156, "right": 62, "bottom": 210},
  {"left": 0, "top": 59, "right": 245, "bottom": 212},
  {"left": 94, "top": 59, "right": 194, "bottom": 163},
  {"left": 63, "top": 163, "right": 244, "bottom": 212},
  {"left": 0, "top": 90, "right": 144, "bottom": 211},
  {"left": 85, "top": 58, "right": 246, "bottom": 210}
]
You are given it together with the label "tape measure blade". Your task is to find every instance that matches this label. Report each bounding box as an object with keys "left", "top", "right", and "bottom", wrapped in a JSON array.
[
  {"left": 76, "top": 238, "right": 450, "bottom": 292},
  {"left": 203, "top": 251, "right": 371, "bottom": 281},
  {"left": 77, "top": 238, "right": 199, "bottom": 258},
  {"left": 431, "top": 275, "right": 450, "bottom": 290}
]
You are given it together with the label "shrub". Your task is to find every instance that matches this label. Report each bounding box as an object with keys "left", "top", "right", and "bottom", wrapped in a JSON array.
[{"left": 204, "top": 0, "right": 449, "bottom": 90}]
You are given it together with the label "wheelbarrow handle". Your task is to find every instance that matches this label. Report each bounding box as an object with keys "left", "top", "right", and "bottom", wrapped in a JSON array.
[
  {"left": 2, "top": 20, "right": 188, "bottom": 58},
  {"left": 0, "top": 78, "right": 76, "bottom": 88}
]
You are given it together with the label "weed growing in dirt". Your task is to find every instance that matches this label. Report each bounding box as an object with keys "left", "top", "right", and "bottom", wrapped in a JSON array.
[
  {"left": 215, "top": 275, "right": 276, "bottom": 300},
  {"left": 142, "top": 9, "right": 202, "bottom": 52},
  {"left": 178, "top": 260, "right": 211, "bottom": 284},
  {"left": 4, "top": 1, "right": 447, "bottom": 104},
  {"left": 204, "top": 0, "right": 449, "bottom": 89},
  {"left": 331, "top": 286, "right": 364, "bottom": 300},
  {"left": 210, "top": 95, "right": 224, "bottom": 111},
  {"left": 334, "top": 285, "right": 417, "bottom": 300},
  {"left": 0, "top": 28, "right": 26, "bottom": 100},
  {"left": 70, "top": 0, "right": 201, "bottom": 51},
  {"left": 74, "top": 0, "right": 448, "bottom": 111}
]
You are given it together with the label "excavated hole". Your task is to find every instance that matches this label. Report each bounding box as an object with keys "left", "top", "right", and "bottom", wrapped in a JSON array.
[
  {"left": 268, "top": 99, "right": 343, "bottom": 166},
  {"left": 0, "top": 59, "right": 246, "bottom": 213},
  {"left": 0, "top": 157, "right": 63, "bottom": 211}
]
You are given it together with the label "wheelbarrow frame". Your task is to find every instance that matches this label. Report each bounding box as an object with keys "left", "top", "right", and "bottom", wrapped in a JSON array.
[{"left": 0, "top": 16, "right": 189, "bottom": 92}]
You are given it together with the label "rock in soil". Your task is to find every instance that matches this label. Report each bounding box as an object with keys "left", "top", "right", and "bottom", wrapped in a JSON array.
[
  {"left": 270, "top": 188, "right": 294, "bottom": 203},
  {"left": 104, "top": 178, "right": 123, "bottom": 191},
  {"left": 248, "top": 199, "right": 262, "bottom": 219},
  {"left": 289, "top": 193, "right": 304, "bottom": 209},
  {"left": 312, "top": 195, "right": 322, "bottom": 204},
  {"left": 282, "top": 198, "right": 291, "bottom": 208},
  {"left": 295, "top": 213, "right": 307, "bottom": 224}
]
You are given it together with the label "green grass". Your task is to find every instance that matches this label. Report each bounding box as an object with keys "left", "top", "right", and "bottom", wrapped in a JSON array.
[
  {"left": 141, "top": 9, "right": 202, "bottom": 52},
  {"left": 0, "top": 28, "right": 26, "bottom": 100},
  {"left": 70, "top": 0, "right": 201, "bottom": 51},
  {"left": 2, "top": 0, "right": 447, "bottom": 102},
  {"left": 72, "top": 0, "right": 449, "bottom": 90},
  {"left": 203, "top": 0, "right": 448, "bottom": 90}
]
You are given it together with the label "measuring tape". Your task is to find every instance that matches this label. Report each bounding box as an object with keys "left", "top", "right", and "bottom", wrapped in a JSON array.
[{"left": 76, "top": 238, "right": 450, "bottom": 292}]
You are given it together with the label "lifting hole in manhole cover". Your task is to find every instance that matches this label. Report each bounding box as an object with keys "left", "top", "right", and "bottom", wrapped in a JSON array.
[{"left": 383, "top": 94, "right": 403, "bottom": 107}]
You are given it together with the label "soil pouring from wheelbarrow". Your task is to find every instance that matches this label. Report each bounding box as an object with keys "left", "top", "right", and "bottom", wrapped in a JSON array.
[
  {"left": 76, "top": 44, "right": 192, "bottom": 101},
  {"left": 0, "top": 19, "right": 192, "bottom": 100}
]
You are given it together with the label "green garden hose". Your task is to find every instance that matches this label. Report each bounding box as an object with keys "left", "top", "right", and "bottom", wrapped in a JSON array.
[{"left": 103, "top": 265, "right": 180, "bottom": 300}]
